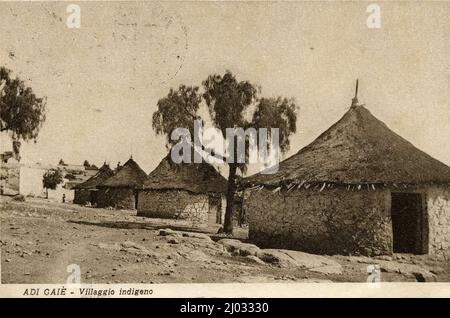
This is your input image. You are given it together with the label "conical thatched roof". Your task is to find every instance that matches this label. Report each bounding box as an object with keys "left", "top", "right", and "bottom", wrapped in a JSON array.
[
  {"left": 73, "top": 163, "right": 114, "bottom": 190},
  {"left": 98, "top": 158, "right": 147, "bottom": 188},
  {"left": 143, "top": 153, "right": 227, "bottom": 193},
  {"left": 245, "top": 105, "right": 450, "bottom": 187}
]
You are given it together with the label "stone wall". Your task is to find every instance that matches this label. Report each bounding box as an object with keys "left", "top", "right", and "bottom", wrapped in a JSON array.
[
  {"left": 215, "top": 196, "right": 244, "bottom": 225},
  {"left": 0, "top": 163, "right": 20, "bottom": 195},
  {"left": 245, "top": 187, "right": 392, "bottom": 256},
  {"left": 427, "top": 186, "right": 450, "bottom": 255},
  {"left": 73, "top": 189, "right": 91, "bottom": 205},
  {"left": 137, "top": 189, "right": 211, "bottom": 224},
  {"left": 209, "top": 195, "right": 222, "bottom": 224},
  {"left": 97, "top": 187, "right": 136, "bottom": 210}
]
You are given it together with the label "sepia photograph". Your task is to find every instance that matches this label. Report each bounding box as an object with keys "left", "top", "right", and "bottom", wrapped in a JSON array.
[{"left": 0, "top": 0, "right": 450, "bottom": 299}]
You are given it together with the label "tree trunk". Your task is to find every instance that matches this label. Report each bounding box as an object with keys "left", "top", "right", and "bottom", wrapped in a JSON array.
[
  {"left": 45, "top": 188, "right": 48, "bottom": 199},
  {"left": 224, "top": 163, "right": 237, "bottom": 234}
]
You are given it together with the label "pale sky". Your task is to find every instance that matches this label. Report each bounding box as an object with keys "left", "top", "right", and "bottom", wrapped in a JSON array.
[{"left": 1, "top": 1, "right": 449, "bottom": 176}]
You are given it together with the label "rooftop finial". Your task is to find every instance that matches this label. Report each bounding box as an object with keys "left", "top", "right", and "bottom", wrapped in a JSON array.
[{"left": 351, "top": 79, "right": 359, "bottom": 107}]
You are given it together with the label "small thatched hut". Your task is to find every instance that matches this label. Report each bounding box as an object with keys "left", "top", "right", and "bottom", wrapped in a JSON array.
[
  {"left": 96, "top": 157, "right": 147, "bottom": 209},
  {"left": 137, "top": 154, "right": 227, "bottom": 224},
  {"left": 244, "top": 100, "right": 450, "bottom": 256},
  {"left": 73, "top": 163, "right": 114, "bottom": 205}
]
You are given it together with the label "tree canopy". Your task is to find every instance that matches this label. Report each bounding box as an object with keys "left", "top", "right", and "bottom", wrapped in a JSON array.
[
  {"left": 152, "top": 71, "right": 298, "bottom": 233},
  {"left": 0, "top": 66, "right": 47, "bottom": 141},
  {"left": 42, "top": 169, "right": 63, "bottom": 198}
]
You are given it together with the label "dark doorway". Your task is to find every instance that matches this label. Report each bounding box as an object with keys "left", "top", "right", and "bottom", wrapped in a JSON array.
[
  {"left": 391, "top": 192, "right": 425, "bottom": 254},
  {"left": 90, "top": 191, "right": 98, "bottom": 205},
  {"left": 134, "top": 191, "right": 139, "bottom": 209}
]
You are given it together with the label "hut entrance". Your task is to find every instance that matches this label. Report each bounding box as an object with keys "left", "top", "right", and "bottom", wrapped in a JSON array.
[
  {"left": 391, "top": 192, "right": 426, "bottom": 254},
  {"left": 134, "top": 191, "right": 139, "bottom": 209},
  {"left": 90, "top": 191, "right": 98, "bottom": 205}
]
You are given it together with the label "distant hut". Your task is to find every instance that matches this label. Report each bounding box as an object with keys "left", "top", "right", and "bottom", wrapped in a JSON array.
[
  {"left": 73, "top": 163, "right": 114, "bottom": 205},
  {"left": 96, "top": 157, "right": 147, "bottom": 209},
  {"left": 243, "top": 87, "right": 450, "bottom": 256},
  {"left": 137, "top": 153, "right": 227, "bottom": 224}
]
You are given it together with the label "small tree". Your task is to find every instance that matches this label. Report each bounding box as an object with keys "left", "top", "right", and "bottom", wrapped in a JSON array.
[
  {"left": 42, "top": 169, "right": 63, "bottom": 199},
  {"left": 83, "top": 160, "right": 90, "bottom": 168}
]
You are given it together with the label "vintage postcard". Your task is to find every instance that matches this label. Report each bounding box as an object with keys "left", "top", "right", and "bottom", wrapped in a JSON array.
[{"left": 1, "top": 0, "right": 450, "bottom": 299}]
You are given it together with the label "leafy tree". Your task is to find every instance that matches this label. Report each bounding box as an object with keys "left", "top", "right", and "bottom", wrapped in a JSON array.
[
  {"left": 42, "top": 169, "right": 63, "bottom": 199},
  {"left": 58, "top": 159, "right": 66, "bottom": 166},
  {"left": 0, "top": 67, "right": 47, "bottom": 144},
  {"left": 83, "top": 160, "right": 90, "bottom": 168},
  {"left": 152, "top": 71, "right": 298, "bottom": 233}
]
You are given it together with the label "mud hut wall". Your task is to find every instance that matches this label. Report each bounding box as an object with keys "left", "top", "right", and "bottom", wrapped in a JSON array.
[
  {"left": 245, "top": 187, "right": 392, "bottom": 256},
  {"left": 208, "top": 194, "right": 223, "bottom": 224},
  {"left": 96, "top": 187, "right": 135, "bottom": 209},
  {"left": 137, "top": 189, "right": 210, "bottom": 223},
  {"left": 73, "top": 189, "right": 91, "bottom": 205},
  {"left": 0, "top": 162, "right": 20, "bottom": 195},
  {"left": 215, "top": 195, "right": 242, "bottom": 224},
  {"left": 426, "top": 186, "right": 450, "bottom": 255}
]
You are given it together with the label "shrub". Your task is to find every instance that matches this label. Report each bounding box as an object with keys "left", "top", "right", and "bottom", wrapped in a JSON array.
[{"left": 13, "top": 194, "right": 25, "bottom": 202}]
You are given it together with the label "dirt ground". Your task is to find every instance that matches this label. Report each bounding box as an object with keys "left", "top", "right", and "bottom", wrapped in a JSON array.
[{"left": 1, "top": 196, "right": 449, "bottom": 283}]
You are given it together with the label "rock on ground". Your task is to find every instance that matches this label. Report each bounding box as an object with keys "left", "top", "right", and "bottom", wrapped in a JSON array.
[
  {"left": 217, "top": 239, "right": 261, "bottom": 257},
  {"left": 217, "top": 239, "right": 342, "bottom": 275},
  {"left": 257, "top": 249, "right": 343, "bottom": 275},
  {"left": 13, "top": 194, "right": 26, "bottom": 202},
  {"left": 97, "top": 241, "right": 152, "bottom": 256},
  {"left": 376, "top": 260, "right": 436, "bottom": 281},
  {"left": 245, "top": 255, "right": 266, "bottom": 265},
  {"left": 158, "top": 228, "right": 213, "bottom": 242}
]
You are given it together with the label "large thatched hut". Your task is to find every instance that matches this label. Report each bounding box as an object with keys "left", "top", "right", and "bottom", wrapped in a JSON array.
[
  {"left": 73, "top": 163, "right": 114, "bottom": 205},
  {"left": 243, "top": 101, "right": 450, "bottom": 256},
  {"left": 96, "top": 157, "right": 147, "bottom": 209},
  {"left": 137, "top": 154, "right": 227, "bottom": 224}
]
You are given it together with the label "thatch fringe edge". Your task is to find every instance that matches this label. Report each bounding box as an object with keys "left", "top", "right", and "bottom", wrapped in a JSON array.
[{"left": 241, "top": 180, "right": 450, "bottom": 193}]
